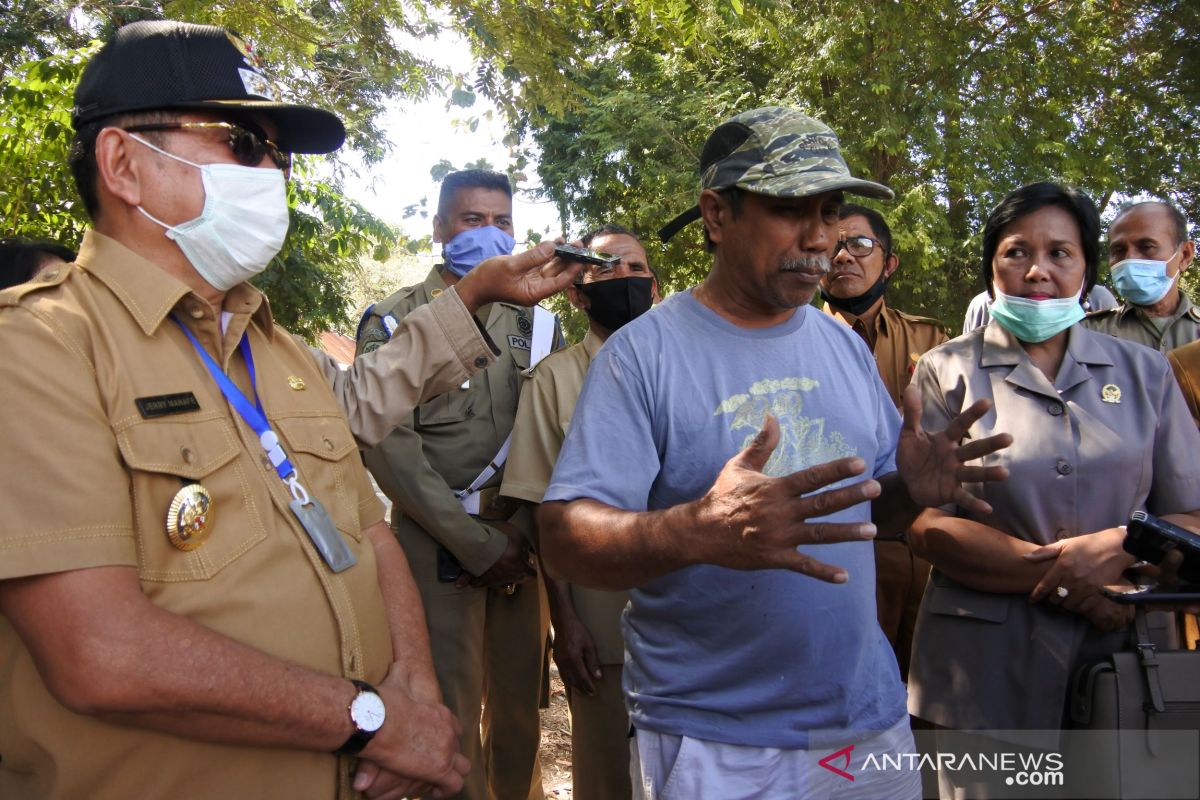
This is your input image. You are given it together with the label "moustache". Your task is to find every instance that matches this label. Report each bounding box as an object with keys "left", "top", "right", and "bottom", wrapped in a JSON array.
[{"left": 779, "top": 254, "right": 831, "bottom": 274}]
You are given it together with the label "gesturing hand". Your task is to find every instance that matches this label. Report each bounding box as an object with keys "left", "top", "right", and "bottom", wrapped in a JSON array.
[
  {"left": 692, "top": 414, "right": 880, "bottom": 582},
  {"left": 895, "top": 385, "right": 1012, "bottom": 516},
  {"left": 455, "top": 239, "right": 582, "bottom": 313}
]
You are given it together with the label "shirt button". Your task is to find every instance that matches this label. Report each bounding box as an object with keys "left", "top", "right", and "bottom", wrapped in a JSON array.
[
  {"left": 1056, "top": 459, "right": 1073, "bottom": 475},
  {"left": 42, "top": 270, "right": 59, "bottom": 281},
  {"left": 189, "top": 306, "right": 205, "bottom": 319},
  {"left": 180, "top": 447, "right": 195, "bottom": 464},
  {"left": 323, "top": 437, "right": 334, "bottom": 451},
  {"left": 1055, "top": 528, "right": 1069, "bottom": 541},
  {"left": 1048, "top": 403, "right": 1063, "bottom": 416},
  {"left": 474, "top": 356, "right": 489, "bottom": 368},
  {"left": 261, "top": 454, "right": 273, "bottom": 470}
]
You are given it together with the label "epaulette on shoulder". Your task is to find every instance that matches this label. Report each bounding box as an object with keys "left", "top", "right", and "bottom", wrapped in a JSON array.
[
  {"left": 893, "top": 308, "right": 943, "bottom": 327},
  {"left": 1084, "top": 307, "right": 1119, "bottom": 320},
  {"left": 1186, "top": 305, "right": 1200, "bottom": 322},
  {"left": 0, "top": 264, "right": 71, "bottom": 308}
]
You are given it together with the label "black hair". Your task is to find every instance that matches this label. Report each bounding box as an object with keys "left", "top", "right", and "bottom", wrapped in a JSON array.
[
  {"left": 581, "top": 223, "right": 638, "bottom": 247},
  {"left": 838, "top": 203, "right": 892, "bottom": 254},
  {"left": 702, "top": 187, "right": 744, "bottom": 252},
  {"left": 0, "top": 238, "right": 77, "bottom": 290},
  {"left": 1111, "top": 200, "right": 1190, "bottom": 247},
  {"left": 68, "top": 110, "right": 178, "bottom": 220},
  {"left": 437, "top": 169, "right": 513, "bottom": 219},
  {"left": 981, "top": 182, "right": 1100, "bottom": 299}
]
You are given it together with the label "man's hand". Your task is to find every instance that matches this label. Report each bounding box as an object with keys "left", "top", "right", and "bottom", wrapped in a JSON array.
[
  {"left": 690, "top": 415, "right": 880, "bottom": 582},
  {"left": 551, "top": 608, "right": 602, "bottom": 696},
  {"left": 458, "top": 521, "right": 537, "bottom": 589},
  {"left": 355, "top": 673, "right": 469, "bottom": 799},
  {"left": 1024, "top": 527, "right": 1134, "bottom": 608},
  {"left": 895, "top": 385, "right": 1012, "bottom": 516},
  {"left": 1072, "top": 585, "right": 1136, "bottom": 633},
  {"left": 454, "top": 240, "right": 582, "bottom": 314}
]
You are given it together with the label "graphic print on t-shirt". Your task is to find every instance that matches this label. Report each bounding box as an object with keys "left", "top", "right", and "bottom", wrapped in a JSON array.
[{"left": 714, "top": 377, "right": 856, "bottom": 477}]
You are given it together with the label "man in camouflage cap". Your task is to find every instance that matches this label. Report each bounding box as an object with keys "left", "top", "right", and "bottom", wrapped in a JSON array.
[{"left": 537, "top": 106, "right": 1011, "bottom": 797}]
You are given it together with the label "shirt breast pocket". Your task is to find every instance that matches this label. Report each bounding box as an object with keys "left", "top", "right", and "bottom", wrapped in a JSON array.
[
  {"left": 273, "top": 413, "right": 364, "bottom": 541},
  {"left": 416, "top": 389, "right": 474, "bottom": 428},
  {"left": 116, "top": 414, "right": 268, "bottom": 581}
]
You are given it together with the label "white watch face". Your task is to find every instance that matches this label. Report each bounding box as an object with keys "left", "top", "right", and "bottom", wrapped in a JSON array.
[{"left": 350, "top": 690, "right": 386, "bottom": 733}]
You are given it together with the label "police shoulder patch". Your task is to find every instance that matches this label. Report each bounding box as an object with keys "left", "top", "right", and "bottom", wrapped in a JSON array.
[
  {"left": 361, "top": 340, "right": 385, "bottom": 354},
  {"left": 508, "top": 334, "right": 532, "bottom": 351}
]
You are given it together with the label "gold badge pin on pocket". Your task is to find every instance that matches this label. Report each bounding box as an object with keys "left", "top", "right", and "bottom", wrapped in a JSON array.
[
  {"left": 1101, "top": 384, "right": 1121, "bottom": 404},
  {"left": 288, "top": 376, "right": 306, "bottom": 391},
  {"left": 166, "top": 484, "right": 215, "bottom": 551}
]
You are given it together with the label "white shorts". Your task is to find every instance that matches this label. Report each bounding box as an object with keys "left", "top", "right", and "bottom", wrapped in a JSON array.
[{"left": 630, "top": 715, "right": 921, "bottom": 800}]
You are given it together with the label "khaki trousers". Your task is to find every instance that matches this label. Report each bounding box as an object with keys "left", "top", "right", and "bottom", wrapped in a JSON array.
[
  {"left": 566, "top": 665, "right": 631, "bottom": 800},
  {"left": 874, "top": 539, "right": 931, "bottom": 681},
  {"left": 396, "top": 516, "right": 549, "bottom": 800}
]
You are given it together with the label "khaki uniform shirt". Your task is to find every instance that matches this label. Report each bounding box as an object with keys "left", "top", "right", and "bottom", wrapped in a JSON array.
[
  {"left": 358, "top": 267, "right": 563, "bottom": 576},
  {"left": 1081, "top": 290, "right": 1200, "bottom": 352},
  {"left": 501, "top": 331, "right": 629, "bottom": 664},
  {"left": 907, "top": 322, "right": 1200, "bottom": 738},
  {"left": 1168, "top": 339, "right": 1200, "bottom": 426},
  {"left": 0, "top": 232, "right": 414, "bottom": 800},
  {"left": 824, "top": 300, "right": 948, "bottom": 407}
]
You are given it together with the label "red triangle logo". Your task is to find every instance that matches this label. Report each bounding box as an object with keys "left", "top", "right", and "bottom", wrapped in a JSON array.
[{"left": 818, "top": 744, "right": 856, "bottom": 781}]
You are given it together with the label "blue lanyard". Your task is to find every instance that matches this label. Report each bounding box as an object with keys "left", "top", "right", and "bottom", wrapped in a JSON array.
[{"left": 173, "top": 318, "right": 308, "bottom": 501}]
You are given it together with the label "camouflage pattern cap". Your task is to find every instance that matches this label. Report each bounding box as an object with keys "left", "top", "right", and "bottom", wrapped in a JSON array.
[{"left": 659, "top": 106, "right": 893, "bottom": 242}]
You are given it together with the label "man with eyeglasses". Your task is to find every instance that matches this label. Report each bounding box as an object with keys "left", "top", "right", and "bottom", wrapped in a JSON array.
[
  {"left": 819, "top": 204, "right": 946, "bottom": 682},
  {"left": 0, "top": 20, "right": 580, "bottom": 800}
]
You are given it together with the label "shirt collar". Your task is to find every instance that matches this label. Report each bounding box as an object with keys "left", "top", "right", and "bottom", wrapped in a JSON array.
[
  {"left": 582, "top": 328, "right": 604, "bottom": 361},
  {"left": 980, "top": 321, "right": 1112, "bottom": 368},
  {"left": 75, "top": 230, "right": 274, "bottom": 338}
]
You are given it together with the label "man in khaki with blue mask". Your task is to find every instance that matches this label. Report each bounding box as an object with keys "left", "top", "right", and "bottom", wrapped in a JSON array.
[
  {"left": 357, "top": 169, "right": 565, "bottom": 800},
  {"left": 0, "top": 20, "right": 579, "bottom": 800},
  {"left": 1083, "top": 200, "right": 1199, "bottom": 351}
]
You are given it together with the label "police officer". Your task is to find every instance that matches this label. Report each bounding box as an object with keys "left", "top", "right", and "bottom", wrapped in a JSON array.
[
  {"left": 357, "top": 169, "right": 563, "bottom": 800},
  {"left": 1083, "top": 200, "right": 1199, "bottom": 351},
  {"left": 819, "top": 203, "right": 946, "bottom": 679}
]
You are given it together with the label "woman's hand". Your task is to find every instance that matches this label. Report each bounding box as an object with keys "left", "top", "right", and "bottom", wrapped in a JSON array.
[
  {"left": 1071, "top": 581, "right": 1136, "bottom": 633},
  {"left": 1024, "top": 527, "right": 1136, "bottom": 609}
]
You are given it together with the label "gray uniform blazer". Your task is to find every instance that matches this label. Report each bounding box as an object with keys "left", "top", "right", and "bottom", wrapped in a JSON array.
[{"left": 907, "top": 322, "right": 1200, "bottom": 742}]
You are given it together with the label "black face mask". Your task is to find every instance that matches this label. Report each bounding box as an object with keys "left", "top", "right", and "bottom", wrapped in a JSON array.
[
  {"left": 821, "top": 271, "right": 888, "bottom": 317},
  {"left": 577, "top": 276, "right": 654, "bottom": 332}
]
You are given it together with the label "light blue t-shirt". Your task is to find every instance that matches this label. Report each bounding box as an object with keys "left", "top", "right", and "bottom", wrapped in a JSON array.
[{"left": 544, "top": 290, "right": 907, "bottom": 749}]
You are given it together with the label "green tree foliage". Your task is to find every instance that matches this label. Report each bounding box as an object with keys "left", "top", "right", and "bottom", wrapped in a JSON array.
[
  {"left": 445, "top": 0, "right": 1199, "bottom": 326},
  {"left": 0, "top": 1, "right": 438, "bottom": 339}
]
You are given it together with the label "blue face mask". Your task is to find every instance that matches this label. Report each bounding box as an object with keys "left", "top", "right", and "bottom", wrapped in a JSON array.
[
  {"left": 442, "top": 226, "right": 516, "bottom": 277},
  {"left": 989, "top": 289, "right": 1085, "bottom": 343},
  {"left": 1110, "top": 254, "right": 1178, "bottom": 306}
]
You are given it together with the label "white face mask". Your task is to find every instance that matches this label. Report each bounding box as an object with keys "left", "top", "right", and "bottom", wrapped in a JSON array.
[{"left": 130, "top": 134, "right": 290, "bottom": 291}]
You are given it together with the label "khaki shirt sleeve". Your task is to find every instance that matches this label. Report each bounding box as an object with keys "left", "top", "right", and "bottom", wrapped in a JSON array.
[
  {"left": 306, "top": 287, "right": 496, "bottom": 449},
  {"left": 501, "top": 370, "right": 563, "bottom": 505},
  {"left": 0, "top": 308, "right": 137, "bottom": 580},
  {"left": 364, "top": 424, "right": 508, "bottom": 576},
  {"left": 1167, "top": 344, "right": 1200, "bottom": 427}
]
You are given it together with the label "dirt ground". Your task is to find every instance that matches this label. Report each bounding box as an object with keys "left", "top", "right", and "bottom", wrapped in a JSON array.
[{"left": 539, "top": 662, "right": 575, "bottom": 799}]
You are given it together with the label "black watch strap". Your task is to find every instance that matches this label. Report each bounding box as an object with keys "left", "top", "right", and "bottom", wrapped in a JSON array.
[{"left": 336, "top": 679, "right": 380, "bottom": 756}]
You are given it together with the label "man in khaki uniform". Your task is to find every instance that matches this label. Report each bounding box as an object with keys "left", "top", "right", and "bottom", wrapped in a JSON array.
[
  {"left": 819, "top": 203, "right": 947, "bottom": 680},
  {"left": 358, "top": 170, "right": 563, "bottom": 800},
  {"left": 1084, "top": 200, "right": 1199, "bottom": 351},
  {"left": 0, "top": 22, "right": 579, "bottom": 800},
  {"left": 502, "top": 224, "right": 658, "bottom": 800}
]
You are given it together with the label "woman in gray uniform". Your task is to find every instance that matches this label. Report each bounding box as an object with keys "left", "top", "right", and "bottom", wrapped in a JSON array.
[{"left": 906, "top": 182, "right": 1200, "bottom": 798}]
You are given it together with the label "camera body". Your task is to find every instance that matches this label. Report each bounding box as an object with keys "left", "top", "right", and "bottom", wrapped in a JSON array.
[{"left": 554, "top": 244, "right": 621, "bottom": 268}]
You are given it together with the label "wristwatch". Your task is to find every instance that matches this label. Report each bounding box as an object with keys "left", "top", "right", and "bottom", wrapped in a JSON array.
[{"left": 336, "top": 679, "right": 386, "bottom": 755}]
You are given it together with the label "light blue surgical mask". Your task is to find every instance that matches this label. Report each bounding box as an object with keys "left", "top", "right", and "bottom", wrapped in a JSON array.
[
  {"left": 1110, "top": 252, "right": 1179, "bottom": 306},
  {"left": 442, "top": 226, "right": 516, "bottom": 277},
  {"left": 989, "top": 289, "right": 1085, "bottom": 343}
]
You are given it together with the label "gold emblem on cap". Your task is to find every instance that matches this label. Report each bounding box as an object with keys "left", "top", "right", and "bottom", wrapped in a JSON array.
[
  {"left": 1101, "top": 384, "right": 1122, "bottom": 404},
  {"left": 288, "top": 376, "right": 306, "bottom": 391},
  {"left": 431, "top": 288, "right": 444, "bottom": 299},
  {"left": 166, "top": 484, "right": 214, "bottom": 551}
]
